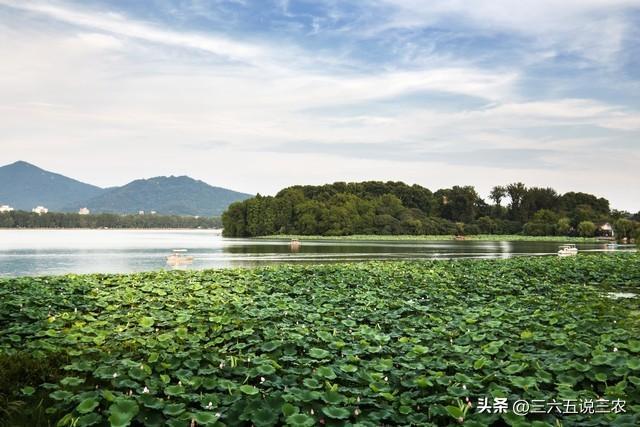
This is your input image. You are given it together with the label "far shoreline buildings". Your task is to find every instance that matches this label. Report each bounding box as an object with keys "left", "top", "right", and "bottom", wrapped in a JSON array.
[
  {"left": 32, "top": 206, "right": 48, "bottom": 215},
  {"left": 78, "top": 207, "right": 90, "bottom": 215},
  {"left": 0, "top": 204, "right": 14, "bottom": 213}
]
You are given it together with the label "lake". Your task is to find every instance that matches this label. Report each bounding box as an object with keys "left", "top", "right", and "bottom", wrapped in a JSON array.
[{"left": 0, "top": 229, "right": 632, "bottom": 277}]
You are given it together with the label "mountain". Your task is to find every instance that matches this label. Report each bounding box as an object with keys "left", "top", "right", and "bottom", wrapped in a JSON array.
[
  {"left": 71, "top": 176, "right": 252, "bottom": 216},
  {"left": 0, "top": 161, "right": 103, "bottom": 211},
  {"left": 0, "top": 161, "right": 253, "bottom": 216}
]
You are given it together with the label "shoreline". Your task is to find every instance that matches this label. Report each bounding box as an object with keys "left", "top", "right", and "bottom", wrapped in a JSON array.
[
  {"left": 0, "top": 227, "right": 223, "bottom": 231},
  {"left": 258, "top": 234, "right": 604, "bottom": 242}
]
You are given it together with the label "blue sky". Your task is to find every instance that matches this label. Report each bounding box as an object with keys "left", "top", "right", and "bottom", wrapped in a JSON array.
[{"left": 0, "top": 0, "right": 639, "bottom": 211}]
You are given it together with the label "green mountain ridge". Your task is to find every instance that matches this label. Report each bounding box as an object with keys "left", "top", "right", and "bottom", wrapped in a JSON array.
[
  {"left": 70, "top": 175, "right": 252, "bottom": 216},
  {"left": 0, "top": 161, "right": 103, "bottom": 211},
  {"left": 0, "top": 161, "right": 252, "bottom": 216}
]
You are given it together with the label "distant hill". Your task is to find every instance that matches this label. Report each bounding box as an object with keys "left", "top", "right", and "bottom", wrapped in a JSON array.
[
  {"left": 0, "top": 161, "right": 103, "bottom": 211},
  {"left": 71, "top": 176, "right": 252, "bottom": 216},
  {"left": 0, "top": 161, "right": 252, "bottom": 216}
]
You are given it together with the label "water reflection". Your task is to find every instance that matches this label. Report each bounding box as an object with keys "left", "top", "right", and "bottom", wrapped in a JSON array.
[{"left": 0, "top": 229, "right": 635, "bottom": 277}]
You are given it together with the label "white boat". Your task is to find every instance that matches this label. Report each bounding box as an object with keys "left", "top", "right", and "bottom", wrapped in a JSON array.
[
  {"left": 558, "top": 244, "right": 578, "bottom": 257},
  {"left": 166, "top": 249, "right": 194, "bottom": 265}
]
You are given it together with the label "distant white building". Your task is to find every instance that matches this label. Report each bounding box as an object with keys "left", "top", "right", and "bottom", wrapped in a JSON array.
[
  {"left": 138, "top": 210, "right": 145, "bottom": 215},
  {"left": 0, "top": 205, "right": 14, "bottom": 213},
  {"left": 150, "top": 210, "right": 157, "bottom": 215},
  {"left": 599, "top": 222, "right": 614, "bottom": 237},
  {"left": 32, "top": 206, "right": 48, "bottom": 215},
  {"left": 78, "top": 207, "right": 90, "bottom": 215}
]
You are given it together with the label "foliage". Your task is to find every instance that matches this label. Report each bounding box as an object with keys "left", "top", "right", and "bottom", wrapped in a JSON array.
[
  {"left": 577, "top": 221, "right": 597, "bottom": 237},
  {"left": 614, "top": 219, "right": 636, "bottom": 241},
  {"left": 1, "top": 254, "right": 639, "bottom": 426},
  {"left": 222, "top": 181, "right": 622, "bottom": 238},
  {"left": 0, "top": 211, "right": 221, "bottom": 229},
  {"left": 257, "top": 234, "right": 601, "bottom": 242}
]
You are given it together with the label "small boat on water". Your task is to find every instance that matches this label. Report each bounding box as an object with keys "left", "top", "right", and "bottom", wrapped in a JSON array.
[
  {"left": 166, "top": 249, "right": 194, "bottom": 266},
  {"left": 558, "top": 244, "right": 578, "bottom": 257}
]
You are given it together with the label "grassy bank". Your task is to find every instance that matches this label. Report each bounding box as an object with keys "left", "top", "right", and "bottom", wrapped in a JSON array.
[
  {"left": 1, "top": 254, "right": 639, "bottom": 426},
  {"left": 258, "top": 234, "right": 603, "bottom": 243}
]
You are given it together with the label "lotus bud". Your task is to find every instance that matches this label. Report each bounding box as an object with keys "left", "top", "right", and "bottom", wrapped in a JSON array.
[
  {"left": 462, "top": 384, "right": 466, "bottom": 390},
  {"left": 613, "top": 347, "right": 618, "bottom": 352},
  {"left": 178, "top": 381, "right": 182, "bottom": 386},
  {"left": 112, "top": 373, "right": 119, "bottom": 378},
  {"left": 310, "top": 409, "right": 314, "bottom": 415},
  {"left": 260, "top": 377, "right": 266, "bottom": 383},
  {"left": 143, "top": 386, "right": 149, "bottom": 393},
  {"left": 354, "top": 408, "right": 361, "bottom": 416}
]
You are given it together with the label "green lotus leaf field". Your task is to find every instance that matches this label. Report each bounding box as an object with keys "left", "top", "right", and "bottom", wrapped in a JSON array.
[{"left": 1, "top": 253, "right": 639, "bottom": 426}]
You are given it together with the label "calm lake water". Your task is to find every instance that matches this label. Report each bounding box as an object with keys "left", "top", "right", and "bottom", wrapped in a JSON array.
[{"left": 0, "top": 229, "right": 633, "bottom": 277}]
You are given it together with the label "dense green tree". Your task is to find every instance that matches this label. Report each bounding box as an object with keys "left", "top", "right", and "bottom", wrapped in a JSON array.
[
  {"left": 475, "top": 216, "right": 497, "bottom": 234},
  {"left": 561, "top": 192, "right": 609, "bottom": 216},
  {"left": 436, "top": 186, "right": 478, "bottom": 223},
  {"left": 557, "top": 217, "right": 572, "bottom": 235},
  {"left": 221, "top": 180, "right": 624, "bottom": 237},
  {"left": 489, "top": 186, "right": 506, "bottom": 206},
  {"left": 521, "top": 188, "right": 560, "bottom": 221},
  {"left": 506, "top": 182, "right": 527, "bottom": 221},
  {"left": 3, "top": 211, "right": 221, "bottom": 230},
  {"left": 577, "top": 221, "right": 596, "bottom": 237},
  {"left": 614, "top": 219, "right": 635, "bottom": 241}
]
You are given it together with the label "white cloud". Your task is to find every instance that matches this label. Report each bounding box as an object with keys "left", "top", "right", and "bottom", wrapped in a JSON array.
[
  {"left": 0, "top": 0, "right": 638, "bottom": 211},
  {"left": 0, "top": 0, "right": 271, "bottom": 65},
  {"left": 375, "top": 0, "right": 640, "bottom": 65}
]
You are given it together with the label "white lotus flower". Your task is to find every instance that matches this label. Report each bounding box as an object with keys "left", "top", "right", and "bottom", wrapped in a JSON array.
[
  {"left": 614, "top": 347, "right": 618, "bottom": 352},
  {"left": 143, "top": 386, "right": 149, "bottom": 394},
  {"left": 112, "top": 373, "right": 119, "bottom": 378},
  {"left": 260, "top": 377, "right": 266, "bottom": 383}
]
